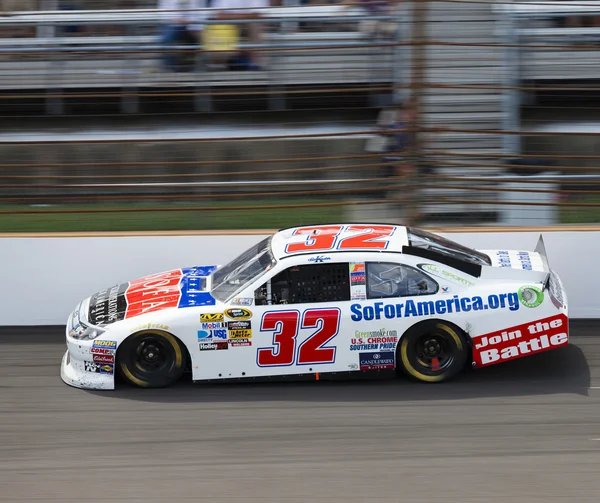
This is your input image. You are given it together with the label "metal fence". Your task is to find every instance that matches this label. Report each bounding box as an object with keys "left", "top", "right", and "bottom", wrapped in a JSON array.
[{"left": 0, "top": 0, "right": 599, "bottom": 233}]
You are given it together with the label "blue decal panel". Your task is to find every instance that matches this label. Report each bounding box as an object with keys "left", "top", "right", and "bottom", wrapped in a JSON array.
[{"left": 178, "top": 265, "right": 218, "bottom": 309}]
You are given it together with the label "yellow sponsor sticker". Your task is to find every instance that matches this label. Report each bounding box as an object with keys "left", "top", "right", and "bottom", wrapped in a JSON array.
[
  {"left": 228, "top": 329, "right": 252, "bottom": 339},
  {"left": 200, "top": 313, "right": 224, "bottom": 323}
]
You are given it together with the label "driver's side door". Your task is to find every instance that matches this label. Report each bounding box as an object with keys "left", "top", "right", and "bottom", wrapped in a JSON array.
[{"left": 246, "top": 260, "right": 356, "bottom": 378}]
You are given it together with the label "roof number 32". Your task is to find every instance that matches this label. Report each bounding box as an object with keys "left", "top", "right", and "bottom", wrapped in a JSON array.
[{"left": 284, "top": 225, "right": 396, "bottom": 254}]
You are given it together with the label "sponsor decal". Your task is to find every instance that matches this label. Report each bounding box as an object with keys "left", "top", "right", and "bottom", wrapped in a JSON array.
[
  {"left": 350, "top": 263, "right": 367, "bottom": 294},
  {"left": 200, "top": 313, "right": 224, "bottom": 323},
  {"left": 225, "top": 308, "right": 252, "bottom": 320},
  {"left": 197, "top": 329, "right": 227, "bottom": 341},
  {"left": 197, "top": 330, "right": 211, "bottom": 340},
  {"left": 100, "top": 364, "right": 114, "bottom": 375},
  {"left": 199, "top": 342, "right": 228, "bottom": 351},
  {"left": 229, "top": 329, "right": 252, "bottom": 339},
  {"left": 88, "top": 266, "right": 217, "bottom": 324},
  {"left": 348, "top": 363, "right": 359, "bottom": 370},
  {"left": 88, "top": 283, "right": 128, "bottom": 325},
  {"left": 232, "top": 297, "right": 253, "bottom": 306},
  {"left": 351, "top": 288, "right": 366, "bottom": 301},
  {"left": 518, "top": 285, "right": 544, "bottom": 308},
  {"left": 91, "top": 347, "right": 114, "bottom": 355},
  {"left": 84, "top": 361, "right": 113, "bottom": 374},
  {"left": 350, "top": 329, "right": 398, "bottom": 351},
  {"left": 441, "top": 286, "right": 450, "bottom": 293},
  {"left": 228, "top": 320, "right": 251, "bottom": 330},
  {"left": 84, "top": 361, "right": 100, "bottom": 373},
  {"left": 350, "top": 272, "right": 365, "bottom": 285},
  {"left": 350, "top": 263, "right": 365, "bottom": 273},
  {"left": 201, "top": 322, "right": 227, "bottom": 330},
  {"left": 418, "top": 264, "right": 475, "bottom": 287},
  {"left": 491, "top": 251, "right": 539, "bottom": 271},
  {"left": 212, "top": 329, "right": 228, "bottom": 341},
  {"left": 516, "top": 251, "right": 533, "bottom": 271},
  {"left": 130, "top": 322, "right": 169, "bottom": 333},
  {"left": 473, "top": 314, "right": 568, "bottom": 367},
  {"left": 350, "top": 293, "right": 519, "bottom": 322},
  {"left": 308, "top": 255, "right": 331, "bottom": 263},
  {"left": 359, "top": 351, "right": 395, "bottom": 370},
  {"left": 93, "top": 354, "right": 115, "bottom": 364},
  {"left": 92, "top": 340, "right": 117, "bottom": 349},
  {"left": 496, "top": 250, "right": 512, "bottom": 267},
  {"left": 229, "top": 338, "right": 251, "bottom": 347},
  {"left": 126, "top": 269, "right": 200, "bottom": 319},
  {"left": 178, "top": 265, "right": 218, "bottom": 309}
]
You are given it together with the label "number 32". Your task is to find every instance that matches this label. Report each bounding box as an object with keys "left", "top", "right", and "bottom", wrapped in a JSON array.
[{"left": 257, "top": 308, "right": 341, "bottom": 367}]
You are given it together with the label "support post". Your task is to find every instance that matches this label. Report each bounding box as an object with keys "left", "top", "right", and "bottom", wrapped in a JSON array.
[
  {"left": 406, "top": 0, "right": 428, "bottom": 226},
  {"left": 502, "top": 1, "right": 521, "bottom": 156}
]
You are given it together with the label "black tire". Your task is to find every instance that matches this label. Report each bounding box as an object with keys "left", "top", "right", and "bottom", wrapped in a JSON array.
[
  {"left": 396, "top": 320, "right": 468, "bottom": 383},
  {"left": 117, "top": 330, "right": 186, "bottom": 388}
]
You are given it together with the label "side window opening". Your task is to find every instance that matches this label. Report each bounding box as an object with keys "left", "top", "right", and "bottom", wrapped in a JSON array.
[
  {"left": 367, "top": 262, "right": 438, "bottom": 299},
  {"left": 255, "top": 263, "right": 351, "bottom": 305}
]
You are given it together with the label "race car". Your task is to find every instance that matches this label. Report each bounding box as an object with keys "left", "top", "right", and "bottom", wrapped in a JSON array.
[{"left": 60, "top": 223, "right": 569, "bottom": 390}]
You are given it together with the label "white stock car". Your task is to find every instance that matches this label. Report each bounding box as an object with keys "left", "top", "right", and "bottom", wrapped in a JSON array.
[{"left": 61, "top": 223, "right": 569, "bottom": 390}]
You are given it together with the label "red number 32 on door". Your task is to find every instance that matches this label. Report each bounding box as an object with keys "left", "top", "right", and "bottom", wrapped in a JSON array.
[
  {"left": 284, "top": 225, "right": 397, "bottom": 254},
  {"left": 257, "top": 308, "right": 341, "bottom": 367}
]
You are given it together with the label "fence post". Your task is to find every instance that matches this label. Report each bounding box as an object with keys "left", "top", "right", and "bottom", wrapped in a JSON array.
[
  {"left": 407, "top": 0, "right": 428, "bottom": 227},
  {"left": 502, "top": 0, "right": 521, "bottom": 156}
]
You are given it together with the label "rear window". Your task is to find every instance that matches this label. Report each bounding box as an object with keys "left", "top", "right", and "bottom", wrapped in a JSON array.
[{"left": 407, "top": 228, "right": 491, "bottom": 266}]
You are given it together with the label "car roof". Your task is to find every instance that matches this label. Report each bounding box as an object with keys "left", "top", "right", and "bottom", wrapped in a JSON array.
[{"left": 270, "top": 223, "right": 409, "bottom": 261}]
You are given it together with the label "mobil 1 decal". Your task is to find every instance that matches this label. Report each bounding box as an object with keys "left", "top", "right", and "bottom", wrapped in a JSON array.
[
  {"left": 88, "top": 282, "right": 129, "bottom": 325},
  {"left": 472, "top": 313, "right": 568, "bottom": 367}
]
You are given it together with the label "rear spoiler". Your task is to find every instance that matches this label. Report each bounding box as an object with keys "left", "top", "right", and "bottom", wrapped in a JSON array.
[
  {"left": 535, "top": 234, "right": 550, "bottom": 272},
  {"left": 535, "top": 234, "right": 552, "bottom": 290},
  {"left": 478, "top": 234, "right": 551, "bottom": 285}
]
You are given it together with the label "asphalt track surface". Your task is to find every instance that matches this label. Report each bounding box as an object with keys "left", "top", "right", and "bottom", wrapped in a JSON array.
[{"left": 1, "top": 322, "right": 600, "bottom": 503}]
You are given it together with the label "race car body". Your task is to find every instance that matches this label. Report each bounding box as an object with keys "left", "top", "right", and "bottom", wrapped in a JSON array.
[{"left": 61, "top": 224, "right": 569, "bottom": 390}]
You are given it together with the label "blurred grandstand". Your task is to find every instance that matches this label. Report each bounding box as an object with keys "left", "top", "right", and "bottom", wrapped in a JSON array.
[{"left": 0, "top": 0, "right": 599, "bottom": 232}]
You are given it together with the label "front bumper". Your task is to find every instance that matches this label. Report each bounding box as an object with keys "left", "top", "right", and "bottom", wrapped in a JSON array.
[{"left": 60, "top": 323, "right": 116, "bottom": 391}]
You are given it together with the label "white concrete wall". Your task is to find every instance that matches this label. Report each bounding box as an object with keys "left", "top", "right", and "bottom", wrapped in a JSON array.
[{"left": 0, "top": 230, "right": 597, "bottom": 325}]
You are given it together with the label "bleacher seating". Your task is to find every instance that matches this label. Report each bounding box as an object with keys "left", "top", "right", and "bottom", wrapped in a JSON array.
[
  {"left": 495, "top": 1, "right": 600, "bottom": 81},
  {"left": 0, "top": 2, "right": 520, "bottom": 221}
]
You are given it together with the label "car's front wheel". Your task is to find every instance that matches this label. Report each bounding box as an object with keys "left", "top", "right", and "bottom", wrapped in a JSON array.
[
  {"left": 117, "top": 330, "right": 186, "bottom": 388},
  {"left": 397, "top": 320, "right": 468, "bottom": 383}
]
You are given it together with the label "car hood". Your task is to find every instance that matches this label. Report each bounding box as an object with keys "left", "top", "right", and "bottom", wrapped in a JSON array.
[
  {"left": 479, "top": 249, "right": 547, "bottom": 272},
  {"left": 88, "top": 265, "right": 218, "bottom": 326}
]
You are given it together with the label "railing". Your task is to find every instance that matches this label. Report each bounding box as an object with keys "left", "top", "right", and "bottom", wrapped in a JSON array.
[
  {"left": 497, "top": 1, "right": 600, "bottom": 81},
  {"left": 0, "top": 5, "right": 407, "bottom": 114}
]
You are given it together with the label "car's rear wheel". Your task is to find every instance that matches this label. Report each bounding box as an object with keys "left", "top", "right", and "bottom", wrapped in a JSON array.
[
  {"left": 397, "top": 320, "right": 468, "bottom": 383},
  {"left": 117, "top": 330, "right": 186, "bottom": 388}
]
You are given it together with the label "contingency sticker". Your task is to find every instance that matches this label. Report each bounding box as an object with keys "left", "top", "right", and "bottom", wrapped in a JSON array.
[
  {"left": 349, "top": 262, "right": 367, "bottom": 300},
  {"left": 225, "top": 308, "right": 252, "bottom": 320},
  {"left": 359, "top": 352, "right": 395, "bottom": 371}
]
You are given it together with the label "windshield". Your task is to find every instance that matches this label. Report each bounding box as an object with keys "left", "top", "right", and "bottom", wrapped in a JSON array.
[
  {"left": 211, "top": 237, "right": 276, "bottom": 302},
  {"left": 407, "top": 227, "right": 491, "bottom": 266}
]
